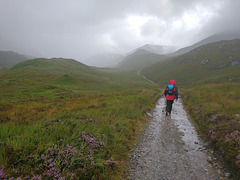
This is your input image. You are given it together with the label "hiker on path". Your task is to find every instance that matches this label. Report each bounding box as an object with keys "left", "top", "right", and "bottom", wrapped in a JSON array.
[{"left": 164, "top": 80, "right": 178, "bottom": 116}]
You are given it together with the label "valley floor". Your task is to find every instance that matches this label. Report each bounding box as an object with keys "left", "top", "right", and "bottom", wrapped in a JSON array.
[{"left": 128, "top": 97, "right": 229, "bottom": 180}]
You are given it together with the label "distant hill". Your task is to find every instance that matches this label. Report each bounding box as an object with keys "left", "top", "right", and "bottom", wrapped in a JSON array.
[
  {"left": 116, "top": 49, "right": 167, "bottom": 71},
  {"left": 85, "top": 44, "right": 174, "bottom": 68},
  {"left": 171, "top": 32, "right": 240, "bottom": 56},
  {"left": 6, "top": 58, "right": 106, "bottom": 84},
  {"left": 85, "top": 53, "right": 124, "bottom": 68},
  {"left": 141, "top": 39, "right": 240, "bottom": 87},
  {"left": 0, "top": 50, "right": 32, "bottom": 71},
  {"left": 129, "top": 44, "right": 175, "bottom": 55},
  {"left": 0, "top": 58, "right": 115, "bottom": 93},
  {"left": 0, "top": 58, "right": 156, "bottom": 98}
]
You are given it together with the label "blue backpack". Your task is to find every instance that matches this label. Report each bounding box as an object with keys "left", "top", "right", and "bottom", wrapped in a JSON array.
[{"left": 167, "top": 84, "right": 175, "bottom": 95}]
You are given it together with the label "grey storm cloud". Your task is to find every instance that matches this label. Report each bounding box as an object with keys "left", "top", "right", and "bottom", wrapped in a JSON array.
[{"left": 0, "top": 0, "right": 239, "bottom": 64}]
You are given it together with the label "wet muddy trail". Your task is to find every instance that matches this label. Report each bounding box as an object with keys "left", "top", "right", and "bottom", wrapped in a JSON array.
[{"left": 128, "top": 97, "right": 229, "bottom": 180}]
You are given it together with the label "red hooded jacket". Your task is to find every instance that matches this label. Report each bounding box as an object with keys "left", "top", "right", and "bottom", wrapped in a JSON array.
[{"left": 164, "top": 80, "right": 178, "bottom": 100}]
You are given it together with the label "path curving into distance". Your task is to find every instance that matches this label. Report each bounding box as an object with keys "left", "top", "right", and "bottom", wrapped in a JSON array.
[
  {"left": 129, "top": 97, "right": 229, "bottom": 180},
  {"left": 137, "top": 69, "right": 155, "bottom": 83}
]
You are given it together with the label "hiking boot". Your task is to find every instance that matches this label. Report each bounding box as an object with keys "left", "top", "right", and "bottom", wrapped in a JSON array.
[{"left": 166, "top": 112, "right": 168, "bottom": 116}]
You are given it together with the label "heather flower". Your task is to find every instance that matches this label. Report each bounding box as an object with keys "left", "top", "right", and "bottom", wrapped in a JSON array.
[
  {"left": 99, "top": 141, "right": 105, "bottom": 147},
  {"left": 230, "top": 131, "right": 239, "bottom": 138},
  {"left": 79, "top": 132, "right": 105, "bottom": 148},
  {"left": 236, "top": 150, "right": 240, "bottom": 165},
  {"left": 49, "top": 163, "right": 56, "bottom": 168},
  {"left": 208, "top": 114, "right": 223, "bottom": 122},
  {"left": 48, "top": 158, "right": 53, "bottom": 163},
  {"left": 41, "top": 154, "right": 46, "bottom": 160},
  {"left": 31, "top": 175, "right": 42, "bottom": 180},
  {"left": 194, "top": 106, "right": 201, "bottom": 110},
  {"left": 0, "top": 165, "right": 8, "bottom": 179},
  {"left": 225, "top": 131, "right": 240, "bottom": 145},
  {"left": 104, "top": 157, "right": 119, "bottom": 167},
  {"left": 3, "top": 132, "right": 108, "bottom": 179},
  {"left": 209, "top": 130, "right": 216, "bottom": 140},
  {"left": 14, "top": 169, "right": 19, "bottom": 173}
]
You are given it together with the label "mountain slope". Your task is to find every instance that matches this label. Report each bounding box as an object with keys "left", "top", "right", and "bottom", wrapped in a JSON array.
[
  {"left": 0, "top": 58, "right": 114, "bottom": 90},
  {"left": 142, "top": 39, "right": 240, "bottom": 87},
  {"left": 0, "top": 58, "right": 157, "bottom": 101},
  {"left": 116, "top": 49, "right": 167, "bottom": 71},
  {"left": 171, "top": 32, "right": 240, "bottom": 56},
  {"left": 129, "top": 44, "right": 175, "bottom": 55},
  {"left": 0, "top": 50, "right": 32, "bottom": 71}
]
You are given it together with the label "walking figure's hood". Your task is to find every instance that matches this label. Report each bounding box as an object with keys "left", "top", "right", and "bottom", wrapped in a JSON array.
[{"left": 169, "top": 80, "right": 175, "bottom": 85}]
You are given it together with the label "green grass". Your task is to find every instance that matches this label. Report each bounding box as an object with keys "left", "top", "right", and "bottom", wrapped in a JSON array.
[
  {"left": 0, "top": 89, "right": 160, "bottom": 179},
  {"left": 142, "top": 39, "right": 240, "bottom": 87},
  {"left": 182, "top": 82, "right": 240, "bottom": 178},
  {"left": 0, "top": 50, "right": 30, "bottom": 72},
  {"left": 0, "top": 58, "right": 157, "bottom": 103},
  {"left": 0, "top": 58, "right": 160, "bottom": 179},
  {"left": 2, "top": 41, "right": 240, "bottom": 178},
  {"left": 138, "top": 39, "right": 240, "bottom": 178},
  {"left": 116, "top": 52, "right": 167, "bottom": 71}
]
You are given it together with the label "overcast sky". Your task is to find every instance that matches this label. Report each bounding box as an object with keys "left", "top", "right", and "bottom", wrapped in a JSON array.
[{"left": 0, "top": 0, "right": 239, "bottom": 65}]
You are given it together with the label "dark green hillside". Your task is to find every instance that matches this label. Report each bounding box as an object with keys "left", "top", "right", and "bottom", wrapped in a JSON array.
[
  {"left": 142, "top": 39, "right": 240, "bottom": 87},
  {"left": 9, "top": 58, "right": 101, "bottom": 81},
  {"left": 171, "top": 32, "right": 240, "bottom": 56},
  {"left": 12, "top": 58, "right": 92, "bottom": 73},
  {"left": 116, "top": 49, "right": 167, "bottom": 71},
  {"left": 0, "top": 50, "right": 31, "bottom": 71},
  {"left": 0, "top": 58, "right": 106, "bottom": 100}
]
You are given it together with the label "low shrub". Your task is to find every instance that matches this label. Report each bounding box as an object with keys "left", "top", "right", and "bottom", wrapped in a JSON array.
[{"left": 182, "top": 82, "right": 240, "bottom": 178}]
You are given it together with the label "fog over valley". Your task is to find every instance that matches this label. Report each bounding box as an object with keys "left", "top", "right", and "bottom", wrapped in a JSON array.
[
  {"left": 0, "top": 0, "right": 240, "bottom": 67},
  {"left": 1, "top": 1, "right": 240, "bottom": 179}
]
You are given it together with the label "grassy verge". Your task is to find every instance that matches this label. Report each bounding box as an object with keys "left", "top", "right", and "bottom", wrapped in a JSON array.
[
  {"left": 182, "top": 82, "right": 240, "bottom": 178},
  {"left": 0, "top": 89, "right": 159, "bottom": 179}
]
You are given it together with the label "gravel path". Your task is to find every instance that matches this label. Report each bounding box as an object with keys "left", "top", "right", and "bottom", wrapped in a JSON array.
[
  {"left": 137, "top": 69, "right": 155, "bottom": 83},
  {"left": 129, "top": 97, "right": 229, "bottom": 180}
]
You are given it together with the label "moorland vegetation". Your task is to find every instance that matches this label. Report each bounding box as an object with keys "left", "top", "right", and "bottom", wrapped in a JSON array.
[
  {"left": 0, "top": 58, "right": 159, "bottom": 179},
  {"left": 0, "top": 39, "right": 240, "bottom": 179}
]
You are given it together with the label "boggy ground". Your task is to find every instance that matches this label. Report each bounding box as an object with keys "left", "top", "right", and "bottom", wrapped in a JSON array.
[{"left": 129, "top": 97, "right": 229, "bottom": 180}]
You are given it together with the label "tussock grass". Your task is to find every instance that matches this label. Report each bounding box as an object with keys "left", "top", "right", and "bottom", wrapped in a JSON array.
[
  {"left": 182, "top": 82, "right": 240, "bottom": 178},
  {"left": 0, "top": 58, "right": 161, "bottom": 178},
  {"left": 0, "top": 85, "right": 159, "bottom": 178}
]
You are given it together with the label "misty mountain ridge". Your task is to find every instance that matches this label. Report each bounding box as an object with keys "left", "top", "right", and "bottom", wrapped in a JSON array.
[
  {"left": 85, "top": 44, "right": 174, "bottom": 68},
  {"left": 171, "top": 31, "right": 240, "bottom": 56},
  {"left": 127, "top": 44, "right": 175, "bottom": 55},
  {"left": 141, "top": 39, "right": 240, "bottom": 87},
  {"left": 0, "top": 50, "right": 33, "bottom": 72},
  {"left": 89, "top": 31, "right": 240, "bottom": 69},
  {"left": 1, "top": 31, "right": 239, "bottom": 71},
  {"left": 116, "top": 48, "right": 167, "bottom": 71}
]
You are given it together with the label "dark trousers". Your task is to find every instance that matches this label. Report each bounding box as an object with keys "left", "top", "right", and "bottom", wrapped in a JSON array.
[{"left": 166, "top": 100, "right": 174, "bottom": 113}]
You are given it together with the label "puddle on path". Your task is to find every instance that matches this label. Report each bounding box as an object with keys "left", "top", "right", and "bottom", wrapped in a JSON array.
[{"left": 128, "top": 97, "right": 229, "bottom": 180}]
